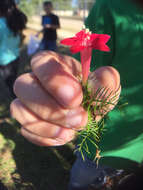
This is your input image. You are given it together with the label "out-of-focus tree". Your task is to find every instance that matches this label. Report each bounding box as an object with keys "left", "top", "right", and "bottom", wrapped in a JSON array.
[
  {"left": 52, "top": 0, "right": 72, "bottom": 10},
  {"left": 19, "top": 0, "right": 72, "bottom": 15},
  {"left": 19, "top": 0, "right": 40, "bottom": 16},
  {"left": 77, "top": 0, "right": 94, "bottom": 10}
]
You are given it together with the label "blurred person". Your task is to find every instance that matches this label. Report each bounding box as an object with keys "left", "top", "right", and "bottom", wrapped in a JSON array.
[
  {"left": 0, "top": 0, "right": 27, "bottom": 98},
  {"left": 68, "top": 0, "right": 143, "bottom": 189},
  {"left": 37, "top": 1, "right": 60, "bottom": 51}
]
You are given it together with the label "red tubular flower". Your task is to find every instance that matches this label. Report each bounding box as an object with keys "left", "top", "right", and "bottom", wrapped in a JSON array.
[{"left": 60, "top": 29, "right": 110, "bottom": 85}]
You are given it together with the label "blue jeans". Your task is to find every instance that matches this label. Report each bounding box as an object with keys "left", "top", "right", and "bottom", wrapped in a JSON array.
[
  {"left": 68, "top": 153, "right": 123, "bottom": 190},
  {"left": 39, "top": 39, "right": 57, "bottom": 51}
]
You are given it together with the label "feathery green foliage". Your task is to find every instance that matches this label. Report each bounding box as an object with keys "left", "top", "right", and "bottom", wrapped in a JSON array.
[{"left": 76, "top": 84, "right": 120, "bottom": 161}]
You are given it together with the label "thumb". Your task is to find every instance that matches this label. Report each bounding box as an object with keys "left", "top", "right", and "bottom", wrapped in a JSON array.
[{"left": 88, "top": 66, "right": 121, "bottom": 115}]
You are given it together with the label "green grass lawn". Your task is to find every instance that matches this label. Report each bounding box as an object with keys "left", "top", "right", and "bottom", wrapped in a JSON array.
[{"left": 0, "top": 33, "right": 75, "bottom": 190}]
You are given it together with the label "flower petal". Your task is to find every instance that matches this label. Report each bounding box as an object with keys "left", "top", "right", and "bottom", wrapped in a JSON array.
[
  {"left": 60, "top": 37, "right": 77, "bottom": 46},
  {"left": 98, "top": 34, "right": 111, "bottom": 43},
  {"left": 70, "top": 45, "right": 84, "bottom": 54},
  {"left": 76, "top": 30, "right": 86, "bottom": 38},
  {"left": 92, "top": 34, "right": 111, "bottom": 52},
  {"left": 90, "top": 33, "right": 98, "bottom": 41},
  {"left": 93, "top": 43, "right": 110, "bottom": 52}
]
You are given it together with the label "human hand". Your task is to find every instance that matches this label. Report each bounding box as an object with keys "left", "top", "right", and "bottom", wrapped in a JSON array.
[
  {"left": 44, "top": 24, "right": 51, "bottom": 29},
  {"left": 10, "top": 51, "right": 120, "bottom": 146}
]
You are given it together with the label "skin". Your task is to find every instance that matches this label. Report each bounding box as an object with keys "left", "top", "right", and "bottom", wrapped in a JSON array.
[{"left": 10, "top": 51, "right": 121, "bottom": 147}]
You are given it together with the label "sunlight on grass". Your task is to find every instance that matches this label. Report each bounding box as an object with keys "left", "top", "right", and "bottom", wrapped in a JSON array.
[{"left": 0, "top": 133, "right": 16, "bottom": 188}]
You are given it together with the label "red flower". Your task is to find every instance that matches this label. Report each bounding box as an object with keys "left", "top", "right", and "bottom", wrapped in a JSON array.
[
  {"left": 61, "top": 30, "right": 110, "bottom": 54},
  {"left": 60, "top": 29, "right": 110, "bottom": 84}
]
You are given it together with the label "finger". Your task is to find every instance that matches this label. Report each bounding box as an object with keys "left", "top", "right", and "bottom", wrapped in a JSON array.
[
  {"left": 88, "top": 66, "right": 121, "bottom": 116},
  {"left": 31, "top": 51, "right": 83, "bottom": 108},
  {"left": 31, "top": 51, "right": 81, "bottom": 77},
  {"left": 89, "top": 66, "right": 120, "bottom": 94},
  {"left": 21, "top": 128, "right": 69, "bottom": 146},
  {"left": 24, "top": 121, "right": 75, "bottom": 140},
  {"left": 11, "top": 99, "right": 76, "bottom": 140},
  {"left": 13, "top": 73, "right": 88, "bottom": 129},
  {"left": 10, "top": 98, "right": 38, "bottom": 125},
  {"left": 94, "top": 86, "right": 121, "bottom": 119}
]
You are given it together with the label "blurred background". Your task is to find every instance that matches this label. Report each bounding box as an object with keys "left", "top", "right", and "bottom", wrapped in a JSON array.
[
  {"left": 20, "top": 0, "right": 95, "bottom": 38},
  {"left": 0, "top": 1, "right": 95, "bottom": 190}
]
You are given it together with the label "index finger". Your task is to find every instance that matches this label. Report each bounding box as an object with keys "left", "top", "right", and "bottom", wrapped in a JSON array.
[{"left": 31, "top": 51, "right": 83, "bottom": 109}]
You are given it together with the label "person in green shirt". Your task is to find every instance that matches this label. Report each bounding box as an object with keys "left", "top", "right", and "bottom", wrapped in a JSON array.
[
  {"left": 68, "top": 0, "right": 143, "bottom": 189},
  {"left": 85, "top": 0, "right": 143, "bottom": 168},
  {"left": 10, "top": 0, "right": 143, "bottom": 189}
]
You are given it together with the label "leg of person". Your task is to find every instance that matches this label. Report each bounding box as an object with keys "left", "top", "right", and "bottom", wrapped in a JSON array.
[
  {"left": 0, "top": 66, "right": 6, "bottom": 80},
  {"left": 47, "top": 40, "right": 57, "bottom": 51},
  {"left": 39, "top": 38, "right": 47, "bottom": 51},
  {"left": 0, "top": 64, "right": 13, "bottom": 96},
  {"left": 68, "top": 153, "right": 123, "bottom": 190},
  {"left": 5, "top": 59, "right": 19, "bottom": 98}
]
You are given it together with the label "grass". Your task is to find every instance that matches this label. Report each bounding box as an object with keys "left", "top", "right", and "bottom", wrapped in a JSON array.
[{"left": 0, "top": 29, "right": 74, "bottom": 190}]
